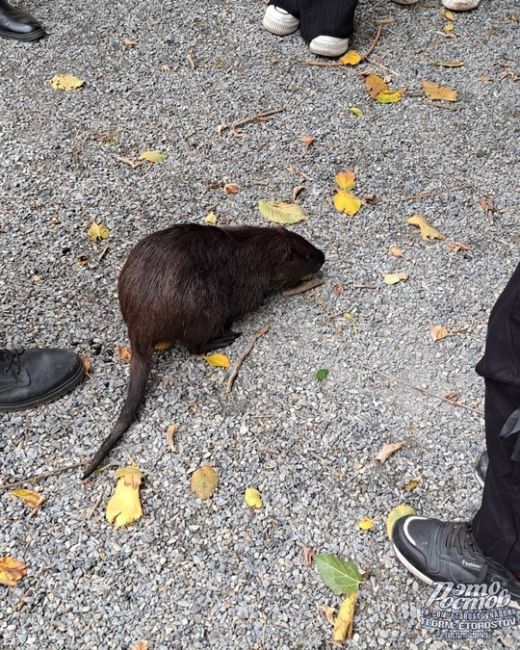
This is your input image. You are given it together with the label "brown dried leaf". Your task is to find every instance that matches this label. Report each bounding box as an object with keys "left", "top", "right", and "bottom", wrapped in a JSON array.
[
  {"left": 0, "top": 557, "right": 28, "bottom": 587},
  {"left": 292, "top": 185, "right": 305, "bottom": 202},
  {"left": 11, "top": 488, "right": 44, "bottom": 510},
  {"left": 300, "top": 135, "right": 315, "bottom": 150},
  {"left": 117, "top": 345, "right": 132, "bottom": 363},
  {"left": 447, "top": 241, "right": 470, "bottom": 253},
  {"left": 316, "top": 603, "right": 336, "bottom": 626},
  {"left": 132, "top": 641, "right": 149, "bottom": 650},
  {"left": 479, "top": 195, "right": 496, "bottom": 224},
  {"left": 117, "top": 156, "right": 143, "bottom": 169},
  {"left": 421, "top": 80, "right": 459, "bottom": 102},
  {"left": 388, "top": 245, "right": 403, "bottom": 258},
  {"left": 122, "top": 37, "right": 139, "bottom": 48},
  {"left": 375, "top": 442, "right": 405, "bottom": 463},
  {"left": 444, "top": 391, "right": 460, "bottom": 404},
  {"left": 224, "top": 183, "right": 239, "bottom": 195},
  {"left": 302, "top": 544, "right": 316, "bottom": 567},
  {"left": 166, "top": 424, "right": 178, "bottom": 452},
  {"left": 430, "top": 325, "right": 449, "bottom": 341},
  {"left": 191, "top": 465, "right": 218, "bottom": 500},
  {"left": 81, "top": 356, "right": 93, "bottom": 376}
]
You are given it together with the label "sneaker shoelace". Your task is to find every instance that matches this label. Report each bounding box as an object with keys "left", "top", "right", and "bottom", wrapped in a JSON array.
[
  {"left": 0, "top": 349, "right": 23, "bottom": 376},
  {"left": 444, "top": 522, "right": 482, "bottom": 557}
]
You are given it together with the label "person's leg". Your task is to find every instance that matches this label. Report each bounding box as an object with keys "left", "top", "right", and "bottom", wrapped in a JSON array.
[
  {"left": 0, "top": 348, "right": 84, "bottom": 411},
  {"left": 0, "top": 0, "right": 45, "bottom": 41},
  {"left": 299, "top": 0, "right": 359, "bottom": 44}
]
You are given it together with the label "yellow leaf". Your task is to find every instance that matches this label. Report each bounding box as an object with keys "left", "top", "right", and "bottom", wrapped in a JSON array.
[
  {"left": 343, "top": 312, "right": 356, "bottom": 333},
  {"left": 375, "top": 442, "right": 405, "bottom": 463},
  {"left": 339, "top": 50, "right": 362, "bottom": 66},
  {"left": 203, "top": 353, "right": 230, "bottom": 368},
  {"left": 376, "top": 90, "right": 403, "bottom": 104},
  {"left": 407, "top": 214, "right": 446, "bottom": 240},
  {"left": 358, "top": 517, "right": 374, "bottom": 530},
  {"left": 0, "top": 557, "right": 27, "bottom": 588},
  {"left": 106, "top": 465, "right": 144, "bottom": 529},
  {"left": 245, "top": 487, "right": 263, "bottom": 509},
  {"left": 430, "top": 325, "right": 449, "bottom": 341},
  {"left": 433, "top": 60, "right": 464, "bottom": 68},
  {"left": 443, "top": 21, "right": 455, "bottom": 32},
  {"left": 383, "top": 271, "right": 409, "bottom": 285},
  {"left": 406, "top": 477, "right": 422, "bottom": 492},
  {"left": 138, "top": 150, "right": 168, "bottom": 163},
  {"left": 441, "top": 7, "right": 456, "bottom": 20},
  {"left": 205, "top": 212, "right": 217, "bottom": 225},
  {"left": 87, "top": 222, "right": 110, "bottom": 241},
  {"left": 349, "top": 106, "right": 364, "bottom": 118},
  {"left": 335, "top": 169, "right": 356, "bottom": 191},
  {"left": 11, "top": 488, "right": 44, "bottom": 510},
  {"left": 386, "top": 504, "right": 416, "bottom": 540},
  {"left": 421, "top": 80, "right": 459, "bottom": 102},
  {"left": 388, "top": 245, "right": 403, "bottom": 258},
  {"left": 332, "top": 592, "right": 357, "bottom": 642},
  {"left": 258, "top": 200, "right": 308, "bottom": 224},
  {"left": 191, "top": 465, "right": 218, "bottom": 500},
  {"left": 334, "top": 190, "right": 362, "bottom": 217},
  {"left": 365, "top": 72, "right": 388, "bottom": 99},
  {"left": 50, "top": 74, "right": 85, "bottom": 90}
]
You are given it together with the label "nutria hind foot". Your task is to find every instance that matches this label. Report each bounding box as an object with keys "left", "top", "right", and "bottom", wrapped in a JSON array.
[{"left": 188, "top": 330, "right": 242, "bottom": 354}]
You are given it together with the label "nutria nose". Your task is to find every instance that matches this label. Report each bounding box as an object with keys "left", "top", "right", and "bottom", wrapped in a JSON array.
[{"left": 316, "top": 250, "right": 325, "bottom": 267}]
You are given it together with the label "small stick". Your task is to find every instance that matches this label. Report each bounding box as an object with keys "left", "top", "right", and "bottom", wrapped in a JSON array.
[
  {"left": 0, "top": 461, "right": 88, "bottom": 491},
  {"left": 87, "top": 492, "right": 105, "bottom": 519},
  {"left": 352, "top": 283, "right": 377, "bottom": 290},
  {"left": 226, "top": 324, "right": 269, "bottom": 393},
  {"left": 98, "top": 245, "right": 110, "bottom": 261},
  {"left": 217, "top": 107, "right": 286, "bottom": 134},
  {"left": 361, "top": 25, "right": 383, "bottom": 61},
  {"left": 283, "top": 278, "right": 324, "bottom": 297},
  {"left": 360, "top": 363, "right": 484, "bottom": 416},
  {"left": 405, "top": 183, "right": 472, "bottom": 201}
]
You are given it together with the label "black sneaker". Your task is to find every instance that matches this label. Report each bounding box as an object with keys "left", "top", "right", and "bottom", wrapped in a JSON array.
[
  {"left": 392, "top": 516, "right": 520, "bottom": 598},
  {"left": 0, "top": 348, "right": 84, "bottom": 411},
  {"left": 475, "top": 449, "right": 488, "bottom": 488}
]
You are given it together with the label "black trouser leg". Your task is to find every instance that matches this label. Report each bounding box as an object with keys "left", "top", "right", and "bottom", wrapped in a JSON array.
[
  {"left": 269, "top": 0, "right": 359, "bottom": 42},
  {"left": 472, "top": 262, "right": 520, "bottom": 572}
]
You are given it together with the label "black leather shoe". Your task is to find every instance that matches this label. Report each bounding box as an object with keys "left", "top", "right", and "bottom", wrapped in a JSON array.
[
  {"left": 0, "top": 0, "right": 46, "bottom": 41},
  {"left": 0, "top": 348, "right": 84, "bottom": 411}
]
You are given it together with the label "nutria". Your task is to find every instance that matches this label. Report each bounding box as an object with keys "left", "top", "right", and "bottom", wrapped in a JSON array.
[{"left": 82, "top": 224, "right": 325, "bottom": 478}]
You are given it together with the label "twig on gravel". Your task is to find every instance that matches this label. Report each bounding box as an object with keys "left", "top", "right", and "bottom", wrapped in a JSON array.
[
  {"left": 282, "top": 278, "right": 324, "bottom": 297},
  {"left": 217, "top": 107, "right": 286, "bottom": 135},
  {"left": 0, "top": 461, "right": 88, "bottom": 491},
  {"left": 98, "top": 245, "right": 110, "bottom": 261},
  {"left": 226, "top": 324, "right": 269, "bottom": 393},
  {"left": 360, "top": 363, "right": 484, "bottom": 416},
  {"left": 362, "top": 25, "right": 383, "bottom": 61},
  {"left": 405, "top": 183, "right": 473, "bottom": 201},
  {"left": 87, "top": 492, "right": 105, "bottom": 519},
  {"left": 352, "top": 283, "right": 378, "bottom": 290}
]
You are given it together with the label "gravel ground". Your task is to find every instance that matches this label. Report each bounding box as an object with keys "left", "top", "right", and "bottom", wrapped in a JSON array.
[{"left": 1, "top": 0, "right": 519, "bottom": 648}]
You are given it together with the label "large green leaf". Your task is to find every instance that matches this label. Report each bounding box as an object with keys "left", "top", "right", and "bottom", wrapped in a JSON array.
[
  {"left": 314, "top": 554, "right": 363, "bottom": 595},
  {"left": 258, "top": 200, "right": 308, "bottom": 224}
]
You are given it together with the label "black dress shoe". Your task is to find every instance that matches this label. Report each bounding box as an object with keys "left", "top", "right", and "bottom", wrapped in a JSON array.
[
  {"left": 0, "top": 0, "right": 46, "bottom": 41},
  {"left": 0, "top": 348, "right": 84, "bottom": 411}
]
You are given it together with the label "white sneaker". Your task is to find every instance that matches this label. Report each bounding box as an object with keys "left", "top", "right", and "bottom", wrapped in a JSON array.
[
  {"left": 263, "top": 5, "right": 299, "bottom": 36},
  {"left": 390, "top": 0, "right": 420, "bottom": 5},
  {"left": 309, "top": 35, "right": 349, "bottom": 58},
  {"left": 442, "top": 0, "right": 481, "bottom": 10}
]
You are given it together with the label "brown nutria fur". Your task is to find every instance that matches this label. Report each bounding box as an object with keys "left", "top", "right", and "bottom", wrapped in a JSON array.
[{"left": 82, "top": 224, "right": 325, "bottom": 478}]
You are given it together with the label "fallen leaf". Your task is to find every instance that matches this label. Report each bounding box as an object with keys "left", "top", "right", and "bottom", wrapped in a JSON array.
[
  {"left": 122, "top": 37, "right": 139, "bottom": 47},
  {"left": 191, "top": 465, "right": 218, "bottom": 500},
  {"left": 139, "top": 150, "right": 168, "bottom": 164},
  {"left": 302, "top": 544, "right": 316, "bottom": 567},
  {"left": 332, "top": 592, "right": 357, "bottom": 642},
  {"left": 87, "top": 222, "right": 110, "bottom": 242},
  {"left": 300, "top": 135, "right": 315, "bottom": 150},
  {"left": 441, "top": 7, "right": 456, "bottom": 20},
  {"left": 376, "top": 90, "right": 403, "bottom": 104},
  {"left": 316, "top": 368, "right": 329, "bottom": 382},
  {"left": 447, "top": 241, "right": 470, "bottom": 253},
  {"left": 244, "top": 487, "right": 263, "bottom": 509},
  {"left": 364, "top": 194, "right": 378, "bottom": 205},
  {"left": 258, "top": 200, "right": 308, "bottom": 224},
  {"left": 388, "top": 245, "right": 403, "bottom": 258},
  {"left": 105, "top": 465, "right": 144, "bottom": 529},
  {"left": 421, "top": 80, "right": 459, "bottom": 102},
  {"left": 433, "top": 59, "right": 464, "bottom": 68},
  {"left": 479, "top": 195, "right": 496, "bottom": 224},
  {"left": 339, "top": 50, "right": 362, "bottom": 66},
  {"left": 350, "top": 106, "right": 364, "bottom": 118},
  {"left": 50, "top": 74, "right": 85, "bottom": 90},
  {"left": 292, "top": 185, "right": 305, "bottom": 201},
  {"left": 358, "top": 517, "right": 374, "bottom": 530},
  {"left": 166, "top": 424, "right": 178, "bottom": 452},
  {"left": 407, "top": 214, "right": 446, "bottom": 240},
  {"left": 365, "top": 72, "right": 389, "bottom": 99},
  {"left": 0, "top": 557, "right": 27, "bottom": 587},
  {"left": 203, "top": 353, "right": 230, "bottom": 368},
  {"left": 11, "top": 488, "right": 44, "bottom": 510},
  {"left": 81, "top": 356, "right": 93, "bottom": 375},
  {"left": 444, "top": 391, "right": 460, "bottom": 404},
  {"left": 314, "top": 554, "right": 363, "bottom": 596},
  {"left": 224, "top": 183, "right": 239, "bottom": 195},
  {"left": 386, "top": 504, "right": 416, "bottom": 540},
  {"left": 334, "top": 190, "right": 362, "bottom": 217},
  {"left": 343, "top": 312, "right": 356, "bottom": 333},
  {"left": 117, "top": 345, "right": 132, "bottom": 363},
  {"left": 406, "top": 477, "right": 422, "bottom": 492},
  {"left": 132, "top": 642, "right": 149, "bottom": 650},
  {"left": 316, "top": 603, "right": 336, "bottom": 626},
  {"left": 205, "top": 212, "right": 217, "bottom": 225},
  {"left": 443, "top": 21, "right": 455, "bottom": 32},
  {"left": 383, "top": 271, "right": 409, "bottom": 285},
  {"left": 335, "top": 169, "right": 356, "bottom": 191},
  {"left": 117, "top": 156, "right": 143, "bottom": 169},
  {"left": 375, "top": 442, "right": 405, "bottom": 463},
  {"left": 430, "top": 325, "right": 449, "bottom": 341}
]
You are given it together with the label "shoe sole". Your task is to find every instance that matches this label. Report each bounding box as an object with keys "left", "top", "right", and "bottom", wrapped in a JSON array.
[
  {"left": 262, "top": 16, "right": 299, "bottom": 37},
  {"left": 309, "top": 41, "right": 349, "bottom": 58},
  {"left": 0, "top": 361, "right": 85, "bottom": 412},
  {"left": 0, "top": 27, "right": 46, "bottom": 41},
  {"left": 393, "top": 542, "right": 435, "bottom": 586}
]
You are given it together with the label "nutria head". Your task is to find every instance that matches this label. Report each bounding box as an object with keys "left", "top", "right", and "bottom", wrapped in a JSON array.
[{"left": 270, "top": 228, "right": 325, "bottom": 290}]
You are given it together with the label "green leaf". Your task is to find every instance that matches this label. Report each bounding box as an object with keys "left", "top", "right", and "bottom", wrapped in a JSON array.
[
  {"left": 315, "top": 368, "right": 329, "bottom": 382},
  {"left": 258, "top": 200, "right": 308, "bottom": 224},
  {"left": 314, "top": 554, "right": 363, "bottom": 595},
  {"left": 138, "top": 150, "right": 168, "bottom": 163}
]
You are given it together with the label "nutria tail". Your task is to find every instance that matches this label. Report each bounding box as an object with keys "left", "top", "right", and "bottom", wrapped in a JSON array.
[{"left": 82, "top": 348, "right": 151, "bottom": 479}]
